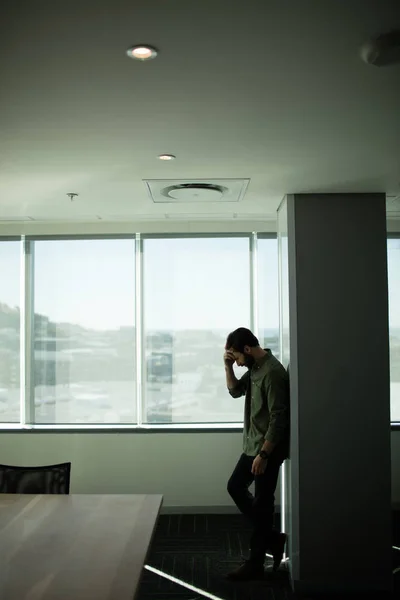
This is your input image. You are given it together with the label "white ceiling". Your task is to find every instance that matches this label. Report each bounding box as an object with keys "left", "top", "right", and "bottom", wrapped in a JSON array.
[{"left": 0, "top": 0, "right": 399, "bottom": 223}]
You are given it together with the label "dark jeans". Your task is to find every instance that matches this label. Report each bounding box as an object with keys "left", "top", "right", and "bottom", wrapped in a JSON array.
[{"left": 227, "top": 446, "right": 286, "bottom": 566}]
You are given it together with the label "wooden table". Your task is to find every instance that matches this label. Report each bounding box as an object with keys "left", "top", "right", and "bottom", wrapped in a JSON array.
[{"left": 0, "top": 494, "right": 162, "bottom": 600}]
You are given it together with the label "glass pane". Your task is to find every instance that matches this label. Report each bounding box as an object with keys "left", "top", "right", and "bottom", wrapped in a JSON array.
[
  {"left": 257, "top": 237, "right": 280, "bottom": 359},
  {"left": 33, "top": 239, "right": 136, "bottom": 424},
  {"left": 388, "top": 237, "right": 400, "bottom": 422},
  {"left": 143, "top": 237, "right": 251, "bottom": 423},
  {"left": 0, "top": 241, "right": 21, "bottom": 422}
]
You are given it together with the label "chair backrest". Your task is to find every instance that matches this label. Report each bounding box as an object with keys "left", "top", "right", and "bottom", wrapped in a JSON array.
[{"left": 0, "top": 462, "right": 71, "bottom": 494}]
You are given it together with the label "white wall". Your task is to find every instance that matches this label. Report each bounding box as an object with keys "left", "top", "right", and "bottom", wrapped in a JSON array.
[
  {"left": 0, "top": 217, "right": 398, "bottom": 237},
  {"left": 0, "top": 432, "right": 244, "bottom": 509},
  {"left": 387, "top": 219, "right": 400, "bottom": 233},
  {"left": 1, "top": 431, "right": 399, "bottom": 509},
  {"left": 0, "top": 219, "right": 277, "bottom": 236}
]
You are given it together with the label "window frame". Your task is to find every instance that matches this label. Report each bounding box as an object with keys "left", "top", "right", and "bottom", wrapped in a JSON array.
[
  {"left": 387, "top": 233, "right": 400, "bottom": 429},
  {"left": 0, "top": 233, "right": 253, "bottom": 431},
  {"left": 24, "top": 235, "right": 138, "bottom": 427},
  {"left": 0, "top": 231, "right": 398, "bottom": 431},
  {"left": 0, "top": 237, "right": 24, "bottom": 424},
  {"left": 255, "top": 233, "right": 281, "bottom": 356},
  {"left": 140, "top": 233, "right": 252, "bottom": 426}
]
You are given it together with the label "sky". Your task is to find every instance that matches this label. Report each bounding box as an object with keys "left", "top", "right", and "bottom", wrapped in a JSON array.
[{"left": 0, "top": 237, "right": 399, "bottom": 330}]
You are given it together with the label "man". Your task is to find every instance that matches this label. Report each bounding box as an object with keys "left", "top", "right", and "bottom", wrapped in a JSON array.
[{"left": 224, "top": 327, "right": 290, "bottom": 581}]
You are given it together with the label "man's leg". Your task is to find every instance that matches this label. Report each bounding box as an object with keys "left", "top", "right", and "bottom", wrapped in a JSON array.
[
  {"left": 249, "top": 451, "right": 285, "bottom": 569},
  {"left": 226, "top": 454, "right": 263, "bottom": 581},
  {"left": 227, "top": 453, "right": 254, "bottom": 516},
  {"left": 226, "top": 449, "right": 286, "bottom": 581}
]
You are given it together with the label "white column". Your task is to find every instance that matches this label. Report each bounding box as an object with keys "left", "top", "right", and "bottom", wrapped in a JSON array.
[{"left": 280, "top": 193, "right": 392, "bottom": 595}]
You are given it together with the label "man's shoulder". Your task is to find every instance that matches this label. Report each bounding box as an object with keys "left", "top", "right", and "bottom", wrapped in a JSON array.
[
  {"left": 260, "top": 354, "right": 288, "bottom": 382},
  {"left": 250, "top": 351, "right": 282, "bottom": 377}
]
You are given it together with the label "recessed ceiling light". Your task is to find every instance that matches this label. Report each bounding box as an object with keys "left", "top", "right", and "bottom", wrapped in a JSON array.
[
  {"left": 158, "top": 154, "right": 176, "bottom": 161},
  {"left": 126, "top": 45, "right": 158, "bottom": 61}
]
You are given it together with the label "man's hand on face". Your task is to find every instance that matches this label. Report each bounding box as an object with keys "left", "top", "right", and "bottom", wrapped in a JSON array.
[
  {"left": 223, "top": 350, "right": 236, "bottom": 366},
  {"left": 252, "top": 454, "right": 268, "bottom": 475}
]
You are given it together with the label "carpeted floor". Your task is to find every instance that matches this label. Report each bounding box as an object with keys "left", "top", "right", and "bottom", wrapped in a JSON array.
[{"left": 137, "top": 513, "right": 400, "bottom": 600}]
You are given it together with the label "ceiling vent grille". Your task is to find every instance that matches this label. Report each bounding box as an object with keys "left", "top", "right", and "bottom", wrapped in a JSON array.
[
  {"left": 386, "top": 194, "right": 400, "bottom": 214},
  {"left": 144, "top": 178, "right": 250, "bottom": 203}
]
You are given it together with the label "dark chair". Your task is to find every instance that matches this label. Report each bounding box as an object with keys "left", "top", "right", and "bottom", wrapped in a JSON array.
[{"left": 0, "top": 462, "right": 71, "bottom": 494}]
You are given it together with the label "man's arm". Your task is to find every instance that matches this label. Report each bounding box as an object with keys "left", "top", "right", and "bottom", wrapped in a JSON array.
[
  {"left": 224, "top": 351, "right": 250, "bottom": 397},
  {"left": 262, "top": 371, "right": 289, "bottom": 453},
  {"left": 225, "top": 363, "right": 239, "bottom": 391},
  {"left": 227, "top": 368, "right": 250, "bottom": 398}
]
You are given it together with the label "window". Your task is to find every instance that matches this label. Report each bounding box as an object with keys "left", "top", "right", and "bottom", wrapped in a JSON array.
[
  {"left": 277, "top": 200, "right": 290, "bottom": 369},
  {"left": 142, "top": 236, "right": 251, "bottom": 423},
  {"left": 388, "top": 237, "right": 400, "bottom": 422},
  {"left": 0, "top": 241, "right": 21, "bottom": 422},
  {"left": 1, "top": 232, "right": 398, "bottom": 429},
  {"left": 257, "top": 236, "right": 280, "bottom": 359},
  {"left": 32, "top": 239, "right": 136, "bottom": 424}
]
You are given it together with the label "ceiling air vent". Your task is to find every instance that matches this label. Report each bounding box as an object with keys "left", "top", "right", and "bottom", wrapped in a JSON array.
[
  {"left": 144, "top": 178, "right": 250, "bottom": 203},
  {"left": 386, "top": 195, "right": 400, "bottom": 214}
]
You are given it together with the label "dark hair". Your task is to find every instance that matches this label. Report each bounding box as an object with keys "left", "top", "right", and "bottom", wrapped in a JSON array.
[{"left": 225, "top": 328, "right": 259, "bottom": 352}]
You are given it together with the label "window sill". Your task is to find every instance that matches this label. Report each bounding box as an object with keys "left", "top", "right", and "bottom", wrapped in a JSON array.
[
  {"left": 1, "top": 423, "right": 399, "bottom": 432},
  {"left": 0, "top": 423, "right": 244, "bottom": 433}
]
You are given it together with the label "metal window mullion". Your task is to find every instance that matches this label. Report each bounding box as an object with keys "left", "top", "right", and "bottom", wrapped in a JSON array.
[
  {"left": 277, "top": 231, "right": 284, "bottom": 361},
  {"left": 19, "top": 238, "right": 26, "bottom": 426},
  {"left": 21, "top": 239, "right": 34, "bottom": 426},
  {"left": 276, "top": 222, "right": 287, "bottom": 548},
  {"left": 135, "top": 234, "right": 143, "bottom": 426},
  {"left": 250, "top": 232, "right": 259, "bottom": 338}
]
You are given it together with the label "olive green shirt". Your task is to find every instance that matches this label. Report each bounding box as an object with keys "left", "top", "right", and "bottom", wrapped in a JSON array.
[{"left": 228, "top": 349, "right": 290, "bottom": 456}]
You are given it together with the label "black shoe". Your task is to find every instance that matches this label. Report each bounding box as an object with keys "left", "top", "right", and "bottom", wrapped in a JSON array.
[
  {"left": 226, "top": 561, "right": 265, "bottom": 581},
  {"left": 271, "top": 533, "right": 287, "bottom": 571}
]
